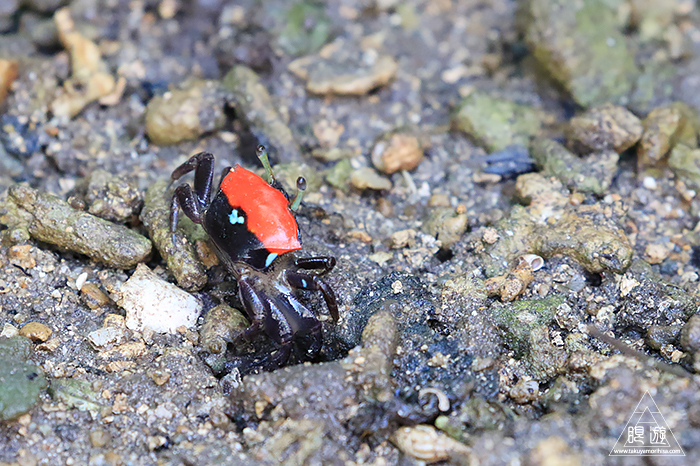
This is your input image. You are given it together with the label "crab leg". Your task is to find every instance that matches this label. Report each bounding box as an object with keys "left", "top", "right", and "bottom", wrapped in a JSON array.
[
  {"left": 286, "top": 271, "right": 338, "bottom": 321},
  {"left": 294, "top": 256, "right": 336, "bottom": 274}
]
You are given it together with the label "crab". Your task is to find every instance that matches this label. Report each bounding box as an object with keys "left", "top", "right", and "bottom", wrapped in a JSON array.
[{"left": 170, "top": 147, "right": 338, "bottom": 364}]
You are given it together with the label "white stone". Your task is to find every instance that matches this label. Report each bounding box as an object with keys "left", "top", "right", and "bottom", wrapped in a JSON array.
[{"left": 116, "top": 264, "right": 201, "bottom": 334}]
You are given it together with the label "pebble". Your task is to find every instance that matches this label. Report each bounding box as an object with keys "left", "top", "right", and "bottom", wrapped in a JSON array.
[
  {"left": 51, "top": 8, "right": 116, "bottom": 119},
  {"left": 145, "top": 80, "right": 226, "bottom": 146},
  {"left": 644, "top": 243, "right": 670, "bottom": 264},
  {"left": 422, "top": 206, "right": 468, "bottom": 249},
  {"left": 350, "top": 167, "right": 392, "bottom": 191},
  {"left": 18, "top": 322, "right": 52, "bottom": 343},
  {"left": 116, "top": 264, "right": 201, "bottom": 334},
  {"left": 222, "top": 65, "right": 302, "bottom": 163},
  {"left": 509, "top": 378, "right": 539, "bottom": 403},
  {"left": 87, "top": 326, "right": 126, "bottom": 351},
  {"left": 140, "top": 180, "right": 207, "bottom": 291},
  {"left": 288, "top": 43, "right": 398, "bottom": 96},
  {"left": 371, "top": 132, "right": 424, "bottom": 174},
  {"left": 89, "top": 429, "right": 111, "bottom": 448},
  {"left": 680, "top": 315, "right": 700, "bottom": 353},
  {"left": 8, "top": 244, "right": 36, "bottom": 269},
  {"left": 80, "top": 283, "right": 111, "bottom": 309},
  {"left": 71, "top": 170, "right": 144, "bottom": 224},
  {"left": 637, "top": 102, "right": 698, "bottom": 170},
  {"left": 0, "top": 323, "right": 19, "bottom": 338},
  {"left": 0, "top": 59, "right": 18, "bottom": 106},
  {"left": 566, "top": 103, "right": 643, "bottom": 153},
  {"left": 4, "top": 184, "right": 152, "bottom": 269}
]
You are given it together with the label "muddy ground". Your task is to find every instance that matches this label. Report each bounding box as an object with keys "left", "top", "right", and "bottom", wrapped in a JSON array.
[{"left": 2, "top": 0, "right": 700, "bottom": 465}]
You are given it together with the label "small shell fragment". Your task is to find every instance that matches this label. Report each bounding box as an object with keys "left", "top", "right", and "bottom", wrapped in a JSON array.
[
  {"left": 419, "top": 387, "right": 451, "bottom": 412},
  {"left": 519, "top": 254, "right": 545, "bottom": 271},
  {"left": 391, "top": 425, "right": 470, "bottom": 464}
]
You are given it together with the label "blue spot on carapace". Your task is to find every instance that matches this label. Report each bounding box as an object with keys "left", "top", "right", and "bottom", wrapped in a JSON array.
[
  {"left": 229, "top": 209, "right": 245, "bottom": 225},
  {"left": 265, "top": 253, "right": 278, "bottom": 267},
  {"left": 301, "top": 279, "right": 308, "bottom": 288}
]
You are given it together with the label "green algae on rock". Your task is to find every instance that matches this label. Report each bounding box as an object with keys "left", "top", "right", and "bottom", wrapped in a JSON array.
[
  {"left": 532, "top": 209, "right": 633, "bottom": 274},
  {"left": 145, "top": 80, "right": 226, "bottom": 146},
  {"left": 222, "top": 65, "right": 302, "bottom": 164},
  {"left": 48, "top": 378, "right": 103, "bottom": 412},
  {"left": 0, "top": 336, "right": 47, "bottom": 421},
  {"left": 140, "top": 180, "right": 207, "bottom": 292},
  {"left": 1, "top": 184, "right": 151, "bottom": 269},
  {"left": 325, "top": 158, "right": 353, "bottom": 192},
  {"left": 668, "top": 143, "right": 700, "bottom": 190},
  {"left": 530, "top": 137, "right": 619, "bottom": 196},
  {"left": 487, "top": 296, "right": 565, "bottom": 356},
  {"left": 276, "top": 0, "right": 332, "bottom": 57},
  {"left": 452, "top": 91, "right": 543, "bottom": 152},
  {"left": 523, "top": 0, "right": 638, "bottom": 107},
  {"left": 478, "top": 174, "right": 633, "bottom": 276}
]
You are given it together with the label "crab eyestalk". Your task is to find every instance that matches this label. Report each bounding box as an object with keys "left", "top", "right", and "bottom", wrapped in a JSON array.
[
  {"left": 290, "top": 177, "right": 306, "bottom": 211},
  {"left": 256, "top": 144, "right": 275, "bottom": 184}
]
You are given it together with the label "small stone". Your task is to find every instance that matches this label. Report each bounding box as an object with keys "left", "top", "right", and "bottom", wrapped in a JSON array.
[
  {"left": 81, "top": 283, "right": 111, "bottom": 309},
  {"left": 0, "top": 336, "right": 47, "bottom": 421},
  {"left": 642, "top": 176, "right": 657, "bottom": 190},
  {"left": 350, "top": 167, "right": 392, "bottom": 191},
  {"left": 530, "top": 138, "right": 619, "bottom": 195},
  {"left": 422, "top": 207, "right": 468, "bottom": 249},
  {"left": 147, "top": 369, "right": 171, "bottom": 386},
  {"left": 288, "top": 44, "right": 398, "bottom": 96},
  {"left": 89, "top": 429, "right": 111, "bottom": 448},
  {"left": 644, "top": 243, "right": 670, "bottom": 264},
  {"left": 482, "top": 227, "right": 499, "bottom": 244},
  {"left": 35, "top": 338, "right": 60, "bottom": 352},
  {"left": 391, "top": 229, "right": 416, "bottom": 249},
  {"left": 681, "top": 315, "right": 700, "bottom": 353},
  {"left": 3, "top": 184, "right": 152, "bottom": 269},
  {"left": 18, "top": 322, "right": 52, "bottom": 343},
  {"left": 509, "top": 378, "right": 539, "bottom": 404},
  {"left": 116, "top": 264, "right": 201, "bottom": 334},
  {"left": 145, "top": 80, "right": 226, "bottom": 146},
  {"left": 638, "top": 103, "right": 699, "bottom": 170},
  {"left": 51, "top": 8, "right": 116, "bottom": 119},
  {"left": 222, "top": 66, "right": 302, "bottom": 163},
  {"left": 8, "top": 244, "right": 36, "bottom": 269},
  {"left": 87, "top": 326, "right": 126, "bottom": 351},
  {"left": 668, "top": 143, "right": 700, "bottom": 190},
  {"left": 371, "top": 132, "right": 424, "bottom": 174},
  {"left": 312, "top": 147, "right": 354, "bottom": 162},
  {"left": 0, "top": 323, "right": 19, "bottom": 338},
  {"left": 71, "top": 170, "right": 144, "bottom": 224},
  {"left": 313, "top": 120, "right": 345, "bottom": 149},
  {"left": 566, "top": 104, "right": 643, "bottom": 153},
  {"left": 0, "top": 59, "right": 18, "bottom": 106}
]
